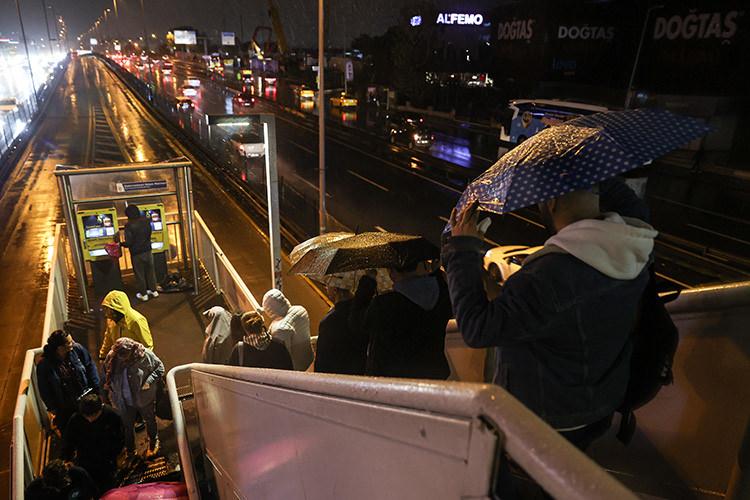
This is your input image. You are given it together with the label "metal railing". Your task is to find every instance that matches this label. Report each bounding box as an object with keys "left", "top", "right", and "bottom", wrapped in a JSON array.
[
  {"left": 194, "top": 210, "right": 262, "bottom": 313},
  {"left": 167, "top": 363, "right": 636, "bottom": 500},
  {"left": 10, "top": 210, "right": 261, "bottom": 498},
  {"left": 1, "top": 59, "right": 67, "bottom": 159},
  {"left": 10, "top": 224, "right": 68, "bottom": 499}
]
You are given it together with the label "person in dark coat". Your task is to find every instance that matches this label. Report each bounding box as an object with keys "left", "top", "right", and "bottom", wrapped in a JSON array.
[
  {"left": 364, "top": 263, "right": 452, "bottom": 380},
  {"left": 228, "top": 311, "right": 293, "bottom": 369},
  {"left": 37, "top": 330, "right": 100, "bottom": 433},
  {"left": 122, "top": 204, "right": 158, "bottom": 302},
  {"left": 62, "top": 394, "right": 125, "bottom": 495},
  {"left": 25, "top": 459, "right": 97, "bottom": 500},
  {"left": 315, "top": 274, "right": 377, "bottom": 375},
  {"left": 442, "top": 179, "right": 656, "bottom": 451}
]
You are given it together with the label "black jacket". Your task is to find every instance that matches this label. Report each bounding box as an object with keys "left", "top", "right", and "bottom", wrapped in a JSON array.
[
  {"left": 37, "top": 344, "right": 100, "bottom": 414},
  {"left": 25, "top": 465, "right": 97, "bottom": 500},
  {"left": 123, "top": 216, "right": 152, "bottom": 255},
  {"left": 315, "top": 276, "right": 377, "bottom": 375},
  {"left": 228, "top": 339, "right": 294, "bottom": 370},
  {"left": 441, "top": 178, "right": 653, "bottom": 429},
  {"left": 62, "top": 405, "right": 125, "bottom": 464},
  {"left": 315, "top": 300, "right": 368, "bottom": 375},
  {"left": 365, "top": 272, "right": 452, "bottom": 380}
]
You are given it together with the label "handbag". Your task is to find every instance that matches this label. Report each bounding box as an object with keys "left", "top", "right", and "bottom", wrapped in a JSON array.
[{"left": 105, "top": 241, "right": 122, "bottom": 259}]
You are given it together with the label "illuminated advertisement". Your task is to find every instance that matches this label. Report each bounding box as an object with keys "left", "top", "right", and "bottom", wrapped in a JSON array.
[
  {"left": 221, "top": 32, "right": 235, "bottom": 46},
  {"left": 174, "top": 29, "right": 197, "bottom": 45}
]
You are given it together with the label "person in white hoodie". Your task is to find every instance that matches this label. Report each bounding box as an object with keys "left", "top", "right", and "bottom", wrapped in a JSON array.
[
  {"left": 442, "top": 178, "right": 657, "bottom": 452},
  {"left": 262, "top": 289, "right": 314, "bottom": 371}
]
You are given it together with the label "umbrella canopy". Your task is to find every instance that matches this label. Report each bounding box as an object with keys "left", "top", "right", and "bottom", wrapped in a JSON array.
[
  {"left": 454, "top": 108, "right": 710, "bottom": 216},
  {"left": 289, "top": 232, "right": 439, "bottom": 276},
  {"left": 289, "top": 232, "right": 354, "bottom": 268}
]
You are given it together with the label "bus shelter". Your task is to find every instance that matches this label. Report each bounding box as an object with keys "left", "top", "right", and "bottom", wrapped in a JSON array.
[{"left": 54, "top": 158, "right": 198, "bottom": 311}]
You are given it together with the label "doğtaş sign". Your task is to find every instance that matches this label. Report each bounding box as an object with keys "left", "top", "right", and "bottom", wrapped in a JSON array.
[
  {"left": 653, "top": 10, "right": 740, "bottom": 40},
  {"left": 497, "top": 18, "right": 536, "bottom": 40}
]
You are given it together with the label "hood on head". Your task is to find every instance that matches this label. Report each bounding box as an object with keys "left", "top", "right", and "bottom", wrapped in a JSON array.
[
  {"left": 102, "top": 290, "right": 132, "bottom": 315},
  {"left": 262, "top": 288, "right": 291, "bottom": 318},
  {"left": 531, "top": 213, "right": 657, "bottom": 280},
  {"left": 394, "top": 275, "right": 440, "bottom": 311}
]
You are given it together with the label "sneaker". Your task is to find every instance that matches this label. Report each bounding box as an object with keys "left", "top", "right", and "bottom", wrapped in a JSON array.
[
  {"left": 147, "top": 437, "right": 160, "bottom": 457},
  {"left": 147, "top": 289, "right": 159, "bottom": 298},
  {"left": 136, "top": 292, "right": 149, "bottom": 302}
]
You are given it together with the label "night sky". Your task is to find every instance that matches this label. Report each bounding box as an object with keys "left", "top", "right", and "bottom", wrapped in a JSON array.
[{"left": 0, "top": 0, "right": 408, "bottom": 49}]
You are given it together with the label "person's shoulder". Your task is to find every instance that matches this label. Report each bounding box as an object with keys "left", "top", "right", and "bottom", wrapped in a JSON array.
[{"left": 288, "top": 304, "right": 309, "bottom": 318}]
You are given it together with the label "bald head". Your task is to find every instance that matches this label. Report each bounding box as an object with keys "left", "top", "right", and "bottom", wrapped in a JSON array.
[{"left": 538, "top": 189, "right": 600, "bottom": 234}]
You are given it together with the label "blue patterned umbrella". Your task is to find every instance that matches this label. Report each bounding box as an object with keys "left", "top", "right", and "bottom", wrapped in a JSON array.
[{"left": 454, "top": 108, "right": 710, "bottom": 216}]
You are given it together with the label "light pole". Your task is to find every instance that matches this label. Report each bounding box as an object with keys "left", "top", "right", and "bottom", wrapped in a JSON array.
[
  {"left": 15, "top": 0, "right": 39, "bottom": 106},
  {"left": 625, "top": 4, "right": 663, "bottom": 109},
  {"left": 317, "top": 0, "right": 326, "bottom": 234},
  {"left": 41, "top": 0, "right": 53, "bottom": 55}
]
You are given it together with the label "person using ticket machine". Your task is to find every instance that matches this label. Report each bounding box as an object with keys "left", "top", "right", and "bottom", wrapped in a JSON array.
[{"left": 120, "top": 204, "right": 159, "bottom": 302}]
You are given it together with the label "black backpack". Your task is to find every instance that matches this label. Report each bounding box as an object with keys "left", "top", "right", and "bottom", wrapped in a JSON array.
[{"left": 617, "top": 271, "right": 680, "bottom": 444}]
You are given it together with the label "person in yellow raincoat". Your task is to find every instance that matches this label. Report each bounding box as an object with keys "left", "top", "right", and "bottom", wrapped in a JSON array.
[{"left": 98, "top": 290, "right": 154, "bottom": 361}]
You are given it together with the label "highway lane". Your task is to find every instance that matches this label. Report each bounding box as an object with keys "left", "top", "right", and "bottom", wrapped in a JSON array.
[
  {"left": 0, "top": 57, "right": 100, "bottom": 493},
  {"left": 0, "top": 55, "right": 331, "bottom": 492},
  {"left": 122, "top": 57, "right": 750, "bottom": 288}
]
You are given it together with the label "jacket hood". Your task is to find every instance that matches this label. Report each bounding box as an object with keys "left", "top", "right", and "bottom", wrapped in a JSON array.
[
  {"left": 262, "top": 288, "right": 291, "bottom": 318},
  {"left": 394, "top": 275, "right": 440, "bottom": 311},
  {"left": 527, "top": 213, "right": 657, "bottom": 280},
  {"left": 102, "top": 290, "right": 132, "bottom": 315},
  {"left": 204, "top": 306, "right": 233, "bottom": 341}
]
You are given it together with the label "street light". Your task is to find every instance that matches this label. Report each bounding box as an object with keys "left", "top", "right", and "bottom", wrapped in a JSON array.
[
  {"left": 318, "top": 0, "right": 326, "bottom": 233},
  {"left": 625, "top": 4, "right": 664, "bottom": 109}
]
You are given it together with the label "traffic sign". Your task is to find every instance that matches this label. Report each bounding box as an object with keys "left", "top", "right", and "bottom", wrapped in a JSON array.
[{"left": 345, "top": 61, "right": 354, "bottom": 82}]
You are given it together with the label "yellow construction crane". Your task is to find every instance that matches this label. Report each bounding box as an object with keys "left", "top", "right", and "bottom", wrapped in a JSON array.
[{"left": 267, "top": 0, "right": 287, "bottom": 55}]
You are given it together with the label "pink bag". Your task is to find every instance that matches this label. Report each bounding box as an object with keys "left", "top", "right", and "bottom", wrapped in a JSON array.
[
  {"left": 100, "top": 482, "right": 188, "bottom": 499},
  {"left": 104, "top": 242, "right": 122, "bottom": 259}
]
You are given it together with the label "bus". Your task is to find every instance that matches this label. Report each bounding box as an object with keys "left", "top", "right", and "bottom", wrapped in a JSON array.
[{"left": 499, "top": 99, "right": 609, "bottom": 147}]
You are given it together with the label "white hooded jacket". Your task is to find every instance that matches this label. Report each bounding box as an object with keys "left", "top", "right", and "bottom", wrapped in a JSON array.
[
  {"left": 525, "top": 212, "right": 658, "bottom": 280},
  {"left": 263, "top": 289, "right": 314, "bottom": 371}
]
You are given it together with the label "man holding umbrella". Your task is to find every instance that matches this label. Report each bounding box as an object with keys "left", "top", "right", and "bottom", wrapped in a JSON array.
[{"left": 442, "top": 108, "right": 707, "bottom": 450}]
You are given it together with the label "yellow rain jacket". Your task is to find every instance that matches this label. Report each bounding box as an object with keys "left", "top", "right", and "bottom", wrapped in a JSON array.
[{"left": 99, "top": 290, "right": 154, "bottom": 359}]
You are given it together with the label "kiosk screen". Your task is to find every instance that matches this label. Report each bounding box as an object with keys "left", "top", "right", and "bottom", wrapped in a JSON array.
[
  {"left": 144, "top": 208, "right": 163, "bottom": 231},
  {"left": 82, "top": 214, "right": 116, "bottom": 239}
]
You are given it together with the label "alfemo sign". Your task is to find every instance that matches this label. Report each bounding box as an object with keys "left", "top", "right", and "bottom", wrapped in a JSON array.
[{"left": 436, "top": 13, "right": 484, "bottom": 25}]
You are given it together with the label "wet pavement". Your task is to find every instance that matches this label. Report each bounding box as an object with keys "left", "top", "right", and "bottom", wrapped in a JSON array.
[{"left": 0, "top": 55, "right": 330, "bottom": 493}]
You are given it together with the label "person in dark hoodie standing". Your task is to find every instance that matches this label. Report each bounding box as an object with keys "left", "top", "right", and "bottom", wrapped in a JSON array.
[
  {"left": 364, "top": 262, "right": 452, "bottom": 380},
  {"left": 122, "top": 204, "right": 158, "bottom": 302},
  {"left": 442, "top": 179, "right": 656, "bottom": 451},
  {"left": 37, "top": 330, "right": 100, "bottom": 433},
  {"left": 315, "top": 273, "right": 377, "bottom": 375},
  {"left": 62, "top": 393, "right": 125, "bottom": 495}
]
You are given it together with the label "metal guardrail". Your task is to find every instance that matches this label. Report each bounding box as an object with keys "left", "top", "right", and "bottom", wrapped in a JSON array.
[
  {"left": 10, "top": 224, "right": 68, "bottom": 499},
  {"left": 10, "top": 209, "right": 260, "bottom": 498},
  {"left": 167, "top": 363, "right": 636, "bottom": 500},
  {"left": 193, "top": 210, "right": 262, "bottom": 313}
]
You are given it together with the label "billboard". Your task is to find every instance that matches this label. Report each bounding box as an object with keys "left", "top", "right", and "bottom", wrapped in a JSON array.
[
  {"left": 221, "top": 32, "right": 235, "bottom": 46},
  {"left": 174, "top": 29, "right": 197, "bottom": 45}
]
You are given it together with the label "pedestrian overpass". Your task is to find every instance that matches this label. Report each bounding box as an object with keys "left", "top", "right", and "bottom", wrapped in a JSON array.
[{"left": 10, "top": 159, "right": 750, "bottom": 499}]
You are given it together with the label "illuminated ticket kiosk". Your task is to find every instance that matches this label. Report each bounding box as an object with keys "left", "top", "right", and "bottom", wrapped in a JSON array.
[
  {"left": 75, "top": 206, "right": 124, "bottom": 296},
  {"left": 131, "top": 201, "right": 170, "bottom": 282},
  {"left": 55, "top": 160, "right": 198, "bottom": 311}
]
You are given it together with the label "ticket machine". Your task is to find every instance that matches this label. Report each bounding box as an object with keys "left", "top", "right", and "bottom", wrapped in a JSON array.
[
  {"left": 136, "top": 202, "right": 169, "bottom": 282},
  {"left": 75, "top": 206, "right": 124, "bottom": 295}
]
